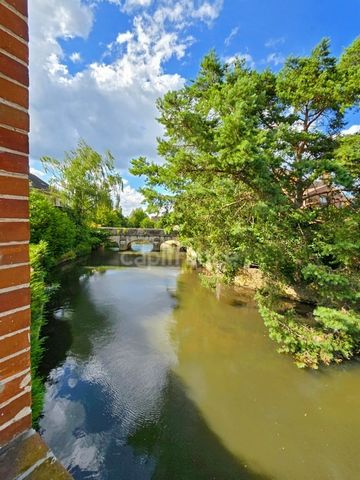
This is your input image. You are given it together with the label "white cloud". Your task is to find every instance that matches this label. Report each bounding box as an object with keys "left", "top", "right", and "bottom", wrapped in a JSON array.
[
  {"left": 29, "top": 158, "right": 46, "bottom": 177},
  {"left": 116, "top": 31, "right": 133, "bottom": 44},
  {"left": 29, "top": 0, "right": 222, "bottom": 170},
  {"left": 123, "top": 0, "right": 153, "bottom": 9},
  {"left": 224, "top": 26, "right": 239, "bottom": 47},
  {"left": 30, "top": 167, "right": 46, "bottom": 179},
  {"left": 342, "top": 125, "right": 360, "bottom": 135},
  {"left": 97, "top": 0, "right": 121, "bottom": 5},
  {"left": 226, "top": 52, "right": 255, "bottom": 69},
  {"left": 69, "top": 52, "right": 82, "bottom": 63},
  {"left": 30, "top": 0, "right": 93, "bottom": 40},
  {"left": 265, "top": 37, "right": 285, "bottom": 48},
  {"left": 191, "top": 0, "right": 223, "bottom": 22},
  {"left": 120, "top": 179, "right": 145, "bottom": 214},
  {"left": 266, "top": 52, "right": 285, "bottom": 66}
]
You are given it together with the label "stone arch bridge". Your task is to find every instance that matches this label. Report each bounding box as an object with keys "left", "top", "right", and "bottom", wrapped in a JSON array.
[{"left": 101, "top": 227, "right": 179, "bottom": 252}]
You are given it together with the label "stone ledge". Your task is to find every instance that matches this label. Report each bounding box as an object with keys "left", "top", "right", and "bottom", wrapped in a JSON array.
[{"left": 0, "top": 429, "right": 72, "bottom": 480}]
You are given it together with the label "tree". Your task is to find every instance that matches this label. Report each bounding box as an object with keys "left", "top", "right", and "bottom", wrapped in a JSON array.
[
  {"left": 127, "top": 208, "right": 148, "bottom": 227},
  {"left": 41, "top": 140, "right": 123, "bottom": 224},
  {"left": 131, "top": 39, "right": 360, "bottom": 368},
  {"left": 30, "top": 190, "right": 77, "bottom": 264},
  {"left": 95, "top": 204, "right": 127, "bottom": 227},
  {"left": 140, "top": 216, "right": 156, "bottom": 228}
]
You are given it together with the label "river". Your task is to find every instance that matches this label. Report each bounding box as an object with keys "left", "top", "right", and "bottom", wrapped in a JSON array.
[{"left": 39, "top": 249, "right": 360, "bottom": 480}]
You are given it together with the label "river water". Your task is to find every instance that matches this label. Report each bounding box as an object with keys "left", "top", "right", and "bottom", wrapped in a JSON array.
[{"left": 40, "top": 249, "right": 360, "bottom": 480}]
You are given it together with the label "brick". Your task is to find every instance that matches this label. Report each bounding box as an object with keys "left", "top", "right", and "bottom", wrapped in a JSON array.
[
  {"left": 0, "top": 28, "right": 28, "bottom": 63},
  {"left": 0, "top": 432, "right": 50, "bottom": 479},
  {"left": 0, "top": 0, "right": 30, "bottom": 449},
  {"left": 0, "top": 175, "right": 28, "bottom": 197},
  {"left": 0, "top": 126, "right": 28, "bottom": 153},
  {"left": 0, "top": 152, "right": 29, "bottom": 174},
  {"left": 0, "top": 264, "right": 29, "bottom": 289},
  {"left": 0, "top": 221, "right": 29, "bottom": 242},
  {"left": 0, "top": 198, "right": 29, "bottom": 218},
  {"left": 0, "top": 329, "right": 29, "bottom": 357},
  {"left": 2, "top": 0, "right": 28, "bottom": 18},
  {"left": 0, "top": 308, "right": 30, "bottom": 337},
  {"left": 0, "top": 103, "right": 29, "bottom": 131},
  {"left": 0, "top": 370, "right": 30, "bottom": 406},
  {"left": 0, "top": 287, "right": 30, "bottom": 313},
  {"left": 0, "top": 77, "right": 28, "bottom": 109},
  {"left": 0, "top": 243, "right": 29, "bottom": 265},
  {"left": 0, "top": 413, "right": 31, "bottom": 446},
  {"left": 0, "top": 4, "right": 28, "bottom": 41},
  {"left": 0, "top": 391, "right": 31, "bottom": 427},
  {"left": 0, "top": 53, "right": 28, "bottom": 86},
  {"left": 0, "top": 350, "right": 30, "bottom": 378},
  {"left": 27, "top": 457, "right": 73, "bottom": 479}
]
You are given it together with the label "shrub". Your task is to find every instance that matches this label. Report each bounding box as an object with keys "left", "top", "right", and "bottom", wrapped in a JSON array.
[{"left": 30, "top": 190, "right": 77, "bottom": 266}]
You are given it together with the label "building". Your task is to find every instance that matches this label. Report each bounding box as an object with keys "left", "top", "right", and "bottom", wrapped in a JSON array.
[
  {"left": 29, "top": 172, "right": 49, "bottom": 191},
  {"left": 303, "top": 180, "right": 350, "bottom": 208},
  {"left": 29, "top": 172, "right": 62, "bottom": 207}
]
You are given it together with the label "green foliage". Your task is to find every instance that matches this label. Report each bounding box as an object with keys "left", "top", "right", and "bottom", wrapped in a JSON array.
[
  {"left": 41, "top": 140, "right": 123, "bottom": 225},
  {"left": 199, "top": 272, "right": 219, "bottom": 290},
  {"left": 30, "top": 190, "right": 77, "bottom": 265},
  {"left": 126, "top": 208, "right": 155, "bottom": 228},
  {"left": 95, "top": 204, "right": 127, "bottom": 227},
  {"left": 30, "top": 189, "right": 111, "bottom": 265},
  {"left": 258, "top": 295, "right": 360, "bottom": 369},
  {"left": 29, "top": 242, "right": 50, "bottom": 425},
  {"left": 90, "top": 228, "right": 114, "bottom": 247},
  {"left": 131, "top": 37, "right": 360, "bottom": 368},
  {"left": 140, "top": 216, "right": 156, "bottom": 228}
]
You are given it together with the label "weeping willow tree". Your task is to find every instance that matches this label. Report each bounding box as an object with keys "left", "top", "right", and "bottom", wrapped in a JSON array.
[
  {"left": 42, "top": 140, "right": 123, "bottom": 225},
  {"left": 131, "top": 38, "right": 360, "bottom": 368}
]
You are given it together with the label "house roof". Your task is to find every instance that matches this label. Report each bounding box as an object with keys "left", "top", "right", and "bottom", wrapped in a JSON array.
[{"left": 29, "top": 173, "right": 49, "bottom": 191}]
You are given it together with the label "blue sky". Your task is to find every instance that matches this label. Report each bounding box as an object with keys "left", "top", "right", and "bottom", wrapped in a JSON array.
[{"left": 29, "top": 0, "right": 360, "bottom": 213}]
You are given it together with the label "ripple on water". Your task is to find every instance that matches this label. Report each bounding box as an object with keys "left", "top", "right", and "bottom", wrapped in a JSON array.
[{"left": 40, "top": 257, "right": 360, "bottom": 480}]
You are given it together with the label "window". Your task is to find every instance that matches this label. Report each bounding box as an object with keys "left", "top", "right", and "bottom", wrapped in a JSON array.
[{"left": 319, "top": 195, "right": 328, "bottom": 206}]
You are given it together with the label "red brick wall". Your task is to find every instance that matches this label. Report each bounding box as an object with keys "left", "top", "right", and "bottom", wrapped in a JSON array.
[{"left": 0, "top": 0, "right": 31, "bottom": 446}]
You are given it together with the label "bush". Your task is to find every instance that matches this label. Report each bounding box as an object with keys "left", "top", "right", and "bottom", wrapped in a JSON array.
[
  {"left": 30, "top": 190, "right": 77, "bottom": 266},
  {"left": 30, "top": 190, "right": 111, "bottom": 264},
  {"left": 89, "top": 228, "right": 112, "bottom": 248}
]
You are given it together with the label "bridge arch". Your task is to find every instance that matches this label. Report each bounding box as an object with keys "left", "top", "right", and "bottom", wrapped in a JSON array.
[{"left": 128, "top": 239, "right": 155, "bottom": 252}]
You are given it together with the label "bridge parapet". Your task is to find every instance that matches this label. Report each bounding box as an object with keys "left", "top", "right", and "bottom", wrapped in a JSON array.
[{"left": 99, "top": 227, "right": 179, "bottom": 252}]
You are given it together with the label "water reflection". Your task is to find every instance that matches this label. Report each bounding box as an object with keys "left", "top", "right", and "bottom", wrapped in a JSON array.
[
  {"left": 40, "top": 252, "right": 360, "bottom": 480},
  {"left": 130, "top": 242, "right": 154, "bottom": 253}
]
